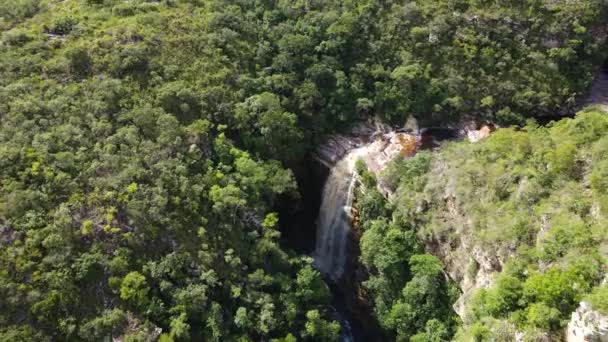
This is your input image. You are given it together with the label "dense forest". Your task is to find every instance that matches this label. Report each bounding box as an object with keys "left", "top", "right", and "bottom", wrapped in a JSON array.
[
  {"left": 1, "top": 0, "right": 608, "bottom": 341},
  {"left": 361, "top": 108, "right": 608, "bottom": 340}
]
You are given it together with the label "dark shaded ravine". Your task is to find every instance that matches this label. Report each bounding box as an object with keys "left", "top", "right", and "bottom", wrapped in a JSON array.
[
  {"left": 583, "top": 62, "right": 608, "bottom": 111},
  {"left": 276, "top": 61, "right": 608, "bottom": 340},
  {"left": 277, "top": 148, "right": 381, "bottom": 341},
  {"left": 278, "top": 126, "right": 462, "bottom": 341}
]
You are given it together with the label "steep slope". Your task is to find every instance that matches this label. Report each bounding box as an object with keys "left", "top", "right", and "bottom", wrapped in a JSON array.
[
  {"left": 375, "top": 109, "right": 608, "bottom": 340},
  {"left": 2, "top": 0, "right": 608, "bottom": 340}
]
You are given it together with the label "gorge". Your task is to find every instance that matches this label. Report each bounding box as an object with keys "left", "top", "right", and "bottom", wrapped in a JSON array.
[
  {"left": 3, "top": 1, "right": 608, "bottom": 341},
  {"left": 309, "top": 122, "right": 462, "bottom": 341}
]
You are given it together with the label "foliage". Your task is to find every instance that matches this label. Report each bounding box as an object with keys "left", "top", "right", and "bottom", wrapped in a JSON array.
[
  {"left": 384, "top": 109, "right": 608, "bottom": 338},
  {"left": 0, "top": 1, "right": 341, "bottom": 338},
  {"left": 356, "top": 163, "right": 458, "bottom": 340},
  {"left": 585, "top": 286, "right": 608, "bottom": 315},
  {"left": 1, "top": 0, "right": 608, "bottom": 339}
]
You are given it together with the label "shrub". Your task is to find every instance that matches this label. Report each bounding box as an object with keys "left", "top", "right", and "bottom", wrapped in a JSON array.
[
  {"left": 0, "top": 0, "right": 40, "bottom": 28},
  {"left": 66, "top": 47, "right": 92, "bottom": 77},
  {"left": 2, "top": 29, "right": 33, "bottom": 46},
  {"left": 585, "top": 286, "right": 608, "bottom": 315},
  {"left": 47, "top": 17, "right": 78, "bottom": 35},
  {"left": 113, "top": 4, "right": 137, "bottom": 17},
  {"left": 526, "top": 303, "right": 560, "bottom": 330}
]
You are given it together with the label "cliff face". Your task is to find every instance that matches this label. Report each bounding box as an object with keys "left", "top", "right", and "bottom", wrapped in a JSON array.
[
  {"left": 415, "top": 152, "right": 510, "bottom": 318},
  {"left": 390, "top": 110, "right": 608, "bottom": 341},
  {"left": 314, "top": 120, "right": 391, "bottom": 168},
  {"left": 316, "top": 115, "right": 608, "bottom": 340},
  {"left": 567, "top": 302, "right": 608, "bottom": 342},
  {"left": 316, "top": 120, "right": 497, "bottom": 319}
]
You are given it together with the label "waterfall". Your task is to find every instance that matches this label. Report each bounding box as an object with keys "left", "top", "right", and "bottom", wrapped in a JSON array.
[
  {"left": 314, "top": 147, "right": 367, "bottom": 281},
  {"left": 313, "top": 127, "right": 421, "bottom": 342},
  {"left": 332, "top": 305, "right": 355, "bottom": 342}
]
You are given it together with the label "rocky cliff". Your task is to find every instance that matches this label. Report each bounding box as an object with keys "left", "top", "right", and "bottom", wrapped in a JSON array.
[
  {"left": 567, "top": 302, "right": 608, "bottom": 342},
  {"left": 315, "top": 119, "right": 497, "bottom": 319},
  {"left": 416, "top": 151, "right": 509, "bottom": 318}
]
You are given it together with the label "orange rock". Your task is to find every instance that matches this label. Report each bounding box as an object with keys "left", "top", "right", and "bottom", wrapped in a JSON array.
[{"left": 467, "top": 125, "right": 493, "bottom": 143}]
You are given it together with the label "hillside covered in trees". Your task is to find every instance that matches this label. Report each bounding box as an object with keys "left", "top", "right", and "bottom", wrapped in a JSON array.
[
  {"left": 1, "top": 0, "right": 608, "bottom": 341},
  {"left": 357, "top": 108, "right": 608, "bottom": 340}
]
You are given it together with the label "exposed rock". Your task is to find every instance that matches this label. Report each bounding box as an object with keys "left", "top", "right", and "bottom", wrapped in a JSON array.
[
  {"left": 567, "top": 302, "right": 608, "bottom": 342},
  {"left": 467, "top": 125, "right": 494, "bottom": 143},
  {"left": 404, "top": 114, "right": 419, "bottom": 132},
  {"left": 455, "top": 119, "right": 495, "bottom": 143},
  {"left": 423, "top": 157, "right": 510, "bottom": 318},
  {"left": 360, "top": 132, "right": 419, "bottom": 197},
  {"left": 113, "top": 313, "right": 162, "bottom": 342},
  {"left": 361, "top": 133, "right": 418, "bottom": 174},
  {"left": 314, "top": 120, "right": 391, "bottom": 168},
  {"left": 315, "top": 135, "right": 361, "bottom": 168},
  {"left": 315, "top": 120, "right": 420, "bottom": 197}
]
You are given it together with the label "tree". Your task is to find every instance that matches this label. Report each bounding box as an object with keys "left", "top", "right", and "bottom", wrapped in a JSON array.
[
  {"left": 410, "top": 319, "right": 450, "bottom": 342},
  {"left": 295, "top": 266, "right": 330, "bottom": 305},
  {"left": 169, "top": 313, "right": 190, "bottom": 341},
  {"left": 235, "top": 92, "right": 304, "bottom": 160},
  {"left": 303, "top": 310, "right": 340, "bottom": 341},
  {"left": 120, "top": 272, "right": 149, "bottom": 310},
  {"left": 384, "top": 255, "right": 455, "bottom": 341},
  {"left": 66, "top": 47, "right": 91, "bottom": 77},
  {"left": 483, "top": 275, "right": 523, "bottom": 317}
]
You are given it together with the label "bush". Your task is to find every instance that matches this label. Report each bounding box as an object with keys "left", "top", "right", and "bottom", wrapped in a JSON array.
[
  {"left": 47, "top": 17, "right": 78, "bottom": 35},
  {"left": 114, "top": 46, "right": 149, "bottom": 77},
  {"left": 66, "top": 47, "right": 92, "bottom": 77},
  {"left": 546, "top": 143, "right": 578, "bottom": 178},
  {"left": 2, "top": 29, "right": 33, "bottom": 46},
  {"left": 525, "top": 303, "right": 560, "bottom": 330},
  {"left": 120, "top": 272, "right": 149, "bottom": 309},
  {"left": 484, "top": 275, "right": 523, "bottom": 317},
  {"left": 113, "top": 4, "right": 137, "bottom": 17},
  {"left": 585, "top": 287, "right": 608, "bottom": 315},
  {"left": 0, "top": 0, "right": 40, "bottom": 28}
]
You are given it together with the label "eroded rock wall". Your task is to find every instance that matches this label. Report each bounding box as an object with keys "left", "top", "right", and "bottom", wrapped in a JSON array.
[{"left": 567, "top": 302, "right": 608, "bottom": 342}]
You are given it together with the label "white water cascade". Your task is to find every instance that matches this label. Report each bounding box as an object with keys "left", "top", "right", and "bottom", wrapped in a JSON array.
[
  {"left": 312, "top": 118, "right": 423, "bottom": 282},
  {"left": 314, "top": 147, "right": 368, "bottom": 281}
]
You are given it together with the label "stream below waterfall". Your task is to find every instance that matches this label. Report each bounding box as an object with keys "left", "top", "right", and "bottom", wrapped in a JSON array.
[{"left": 330, "top": 283, "right": 361, "bottom": 342}]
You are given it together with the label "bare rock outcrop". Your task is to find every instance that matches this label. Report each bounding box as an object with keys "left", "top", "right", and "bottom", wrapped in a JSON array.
[
  {"left": 458, "top": 120, "right": 495, "bottom": 143},
  {"left": 466, "top": 125, "right": 494, "bottom": 143},
  {"left": 314, "top": 120, "right": 391, "bottom": 168},
  {"left": 316, "top": 130, "right": 420, "bottom": 198},
  {"left": 567, "top": 302, "right": 608, "bottom": 342}
]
